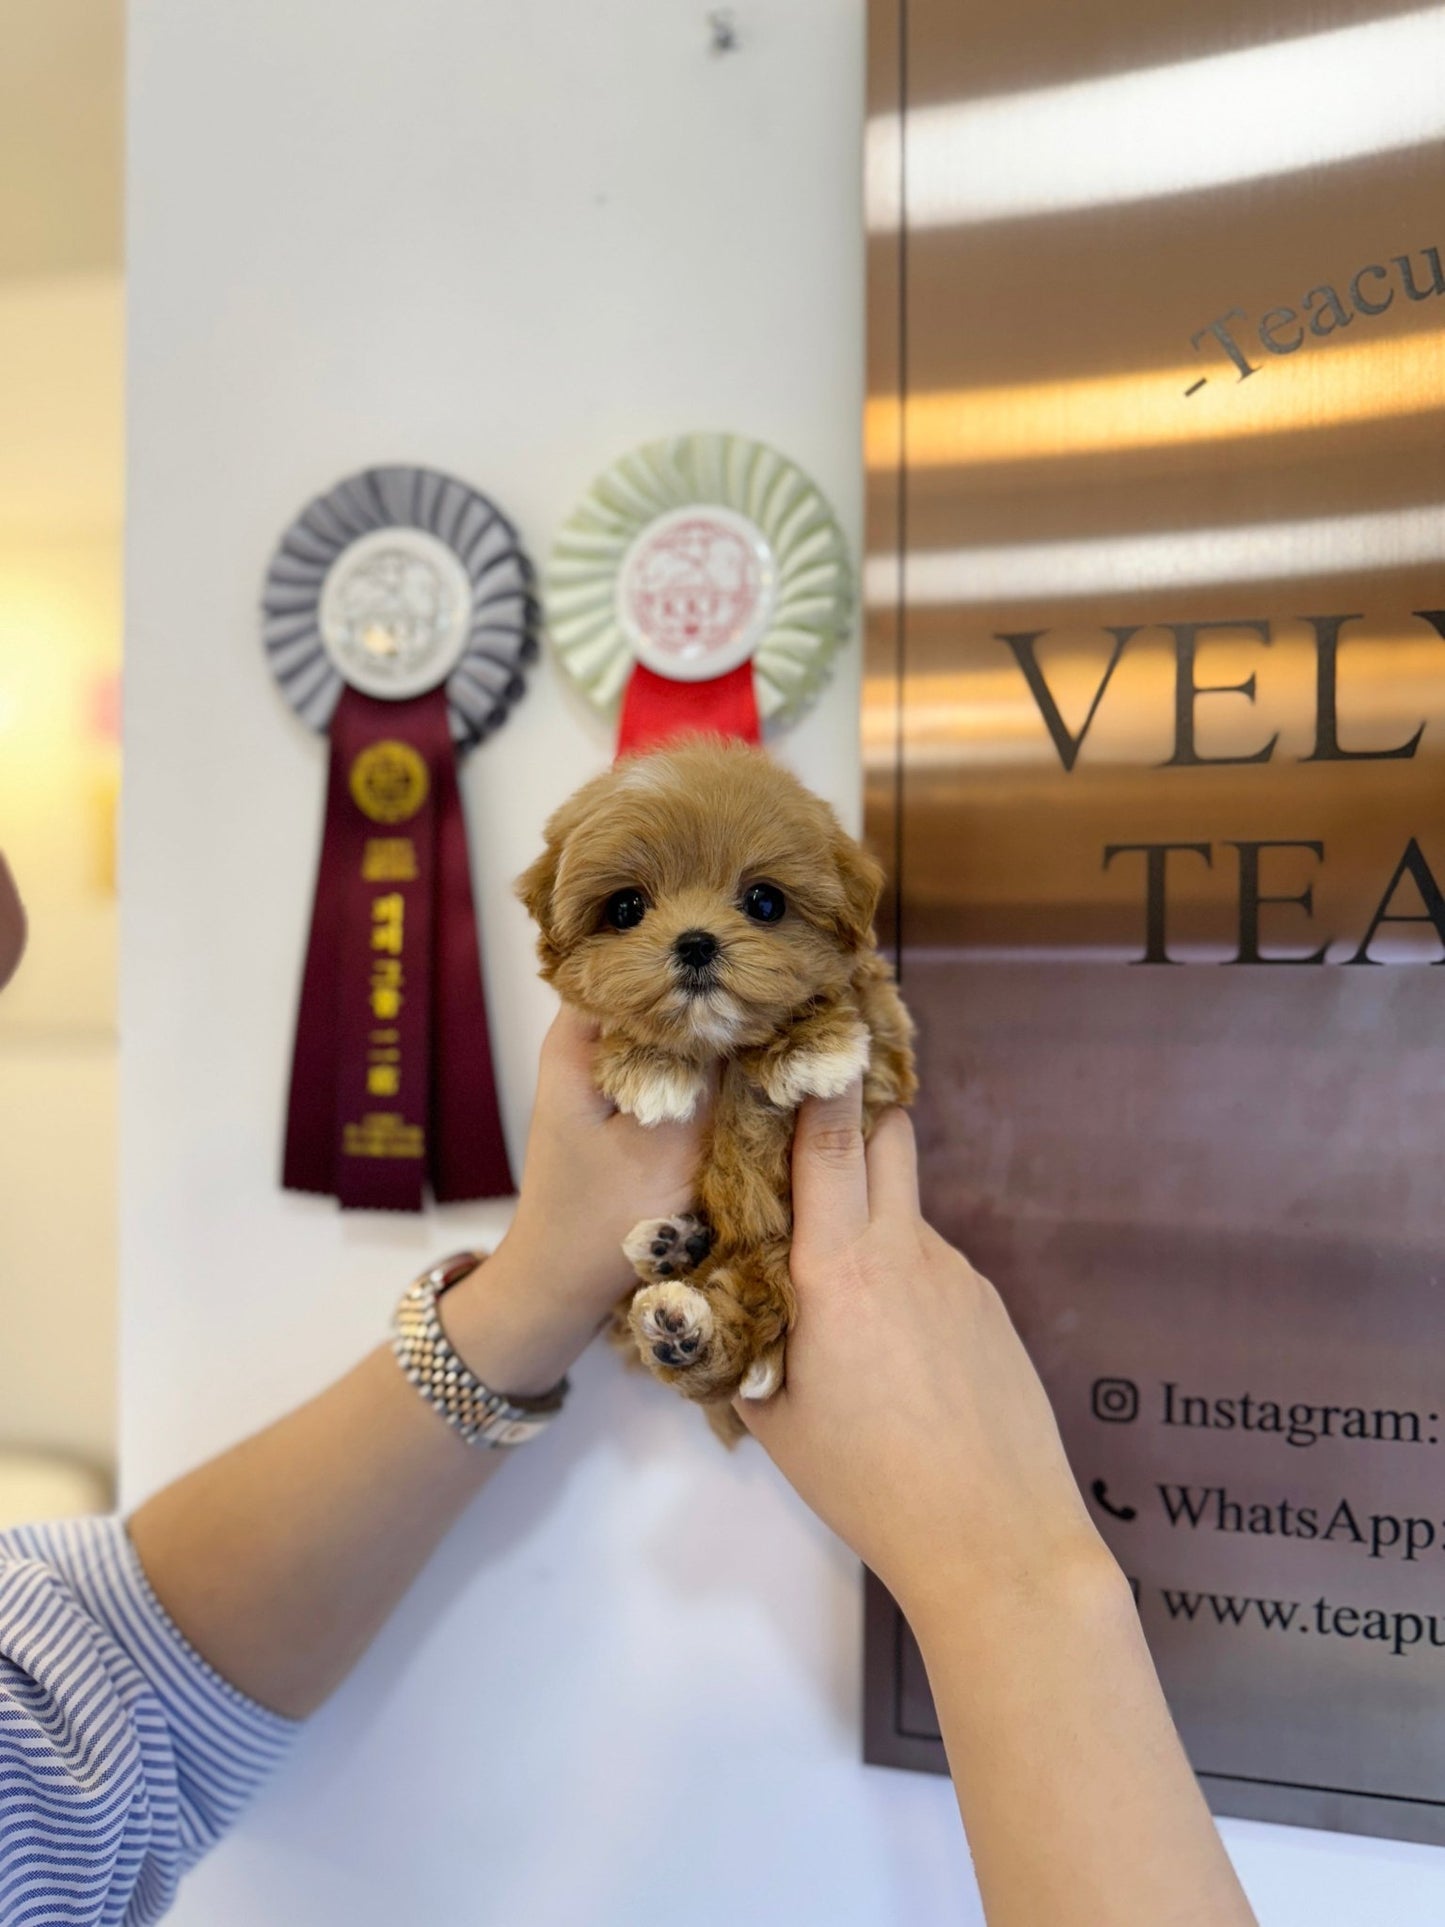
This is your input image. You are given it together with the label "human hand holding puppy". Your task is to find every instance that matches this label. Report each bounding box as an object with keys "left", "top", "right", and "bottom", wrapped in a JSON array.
[
  {"left": 440, "top": 1002, "right": 707, "bottom": 1398},
  {"left": 736, "top": 1081, "right": 1102, "bottom": 1630},
  {"left": 432, "top": 989, "right": 1252, "bottom": 1926},
  {"left": 518, "top": 739, "right": 915, "bottom": 1420},
  {"left": 743, "top": 1081, "right": 1258, "bottom": 1927}
]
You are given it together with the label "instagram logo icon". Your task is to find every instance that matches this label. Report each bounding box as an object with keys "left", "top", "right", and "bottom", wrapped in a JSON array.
[{"left": 1091, "top": 1377, "right": 1140, "bottom": 1424}]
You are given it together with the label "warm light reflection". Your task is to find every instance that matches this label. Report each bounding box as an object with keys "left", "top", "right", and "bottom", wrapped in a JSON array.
[
  {"left": 863, "top": 631, "right": 1445, "bottom": 771},
  {"left": 866, "top": 329, "right": 1445, "bottom": 471},
  {"left": 866, "top": 5, "right": 1445, "bottom": 230},
  {"left": 0, "top": 540, "right": 121, "bottom": 1028},
  {"left": 866, "top": 502, "right": 1445, "bottom": 606},
  {"left": 862, "top": 671, "right": 1042, "bottom": 769}
]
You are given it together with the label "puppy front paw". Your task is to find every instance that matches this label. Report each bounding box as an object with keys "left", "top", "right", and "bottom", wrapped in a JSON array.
[
  {"left": 603, "top": 1051, "right": 709, "bottom": 1127},
  {"left": 760, "top": 1021, "right": 870, "bottom": 1108},
  {"left": 631, "top": 1281, "right": 713, "bottom": 1373},
  {"left": 622, "top": 1213, "right": 712, "bottom": 1286}
]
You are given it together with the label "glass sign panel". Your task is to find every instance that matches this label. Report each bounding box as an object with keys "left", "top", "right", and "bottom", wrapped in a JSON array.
[{"left": 863, "top": 0, "right": 1445, "bottom": 1844}]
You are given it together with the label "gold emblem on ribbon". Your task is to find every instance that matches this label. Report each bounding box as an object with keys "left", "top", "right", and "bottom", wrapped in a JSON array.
[
  {"left": 349, "top": 741, "right": 429, "bottom": 824},
  {"left": 342, "top": 1112, "right": 425, "bottom": 1160},
  {"left": 362, "top": 837, "right": 418, "bottom": 881}
]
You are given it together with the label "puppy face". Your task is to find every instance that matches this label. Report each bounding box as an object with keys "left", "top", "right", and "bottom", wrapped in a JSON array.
[{"left": 518, "top": 739, "right": 882, "bottom": 1055}]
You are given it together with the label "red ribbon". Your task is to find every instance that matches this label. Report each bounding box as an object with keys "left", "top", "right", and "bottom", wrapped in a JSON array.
[
  {"left": 283, "top": 685, "right": 513, "bottom": 1211},
  {"left": 615, "top": 660, "right": 760, "bottom": 755}
]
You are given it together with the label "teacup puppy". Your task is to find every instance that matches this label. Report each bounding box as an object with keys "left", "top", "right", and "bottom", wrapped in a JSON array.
[{"left": 517, "top": 737, "right": 916, "bottom": 1423}]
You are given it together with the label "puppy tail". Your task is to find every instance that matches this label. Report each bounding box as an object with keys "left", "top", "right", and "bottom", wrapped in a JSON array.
[{"left": 704, "top": 1401, "right": 750, "bottom": 1449}]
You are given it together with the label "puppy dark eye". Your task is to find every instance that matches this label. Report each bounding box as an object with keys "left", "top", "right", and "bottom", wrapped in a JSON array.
[
  {"left": 741, "top": 882, "right": 786, "bottom": 925},
  {"left": 603, "top": 889, "right": 648, "bottom": 931}
]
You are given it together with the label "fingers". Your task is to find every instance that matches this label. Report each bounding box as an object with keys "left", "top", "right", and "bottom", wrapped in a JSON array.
[
  {"left": 865, "top": 1108, "right": 920, "bottom": 1225},
  {"left": 537, "top": 1001, "right": 610, "bottom": 1121},
  {"left": 542, "top": 1000, "right": 600, "bottom": 1055},
  {"left": 791, "top": 1075, "right": 868, "bottom": 1254}
]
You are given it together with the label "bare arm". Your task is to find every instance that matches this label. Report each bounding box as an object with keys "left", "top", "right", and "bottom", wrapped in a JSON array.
[
  {"left": 740, "top": 1087, "right": 1256, "bottom": 1927},
  {"left": 129, "top": 1005, "right": 702, "bottom": 1719}
]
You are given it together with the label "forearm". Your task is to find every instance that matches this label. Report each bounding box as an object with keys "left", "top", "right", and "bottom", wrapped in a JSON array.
[
  {"left": 124, "top": 1006, "right": 702, "bottom": 1726},
  {"left": 127, "top": 1240, "right": 592, "bottom": 1720},
  {"left": 909, "top": 1548, "right": 1256, "bottom": 1927}
]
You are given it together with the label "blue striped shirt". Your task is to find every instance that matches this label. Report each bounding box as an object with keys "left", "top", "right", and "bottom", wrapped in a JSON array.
[{"left": 0, "top": 1515, "right": 297, "bottom": 1925}]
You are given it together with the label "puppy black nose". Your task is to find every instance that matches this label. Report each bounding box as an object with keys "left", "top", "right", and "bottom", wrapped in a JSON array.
[{"left": 674, "top": 929, "right": 719, "bottom": 970}]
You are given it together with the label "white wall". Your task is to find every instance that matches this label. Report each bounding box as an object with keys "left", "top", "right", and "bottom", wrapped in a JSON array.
[{"left": 123, "top": 4, "right": 1445, "bottom": 1922}]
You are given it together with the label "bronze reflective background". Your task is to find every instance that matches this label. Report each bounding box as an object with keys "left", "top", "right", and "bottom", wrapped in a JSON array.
[{"left": 863, "top": 0, "right": 1445, "bottom": 1842}]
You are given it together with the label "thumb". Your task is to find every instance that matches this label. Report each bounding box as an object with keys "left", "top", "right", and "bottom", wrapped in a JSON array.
[
  {"left": 537, "top": 1001, "right": 610, "bottom": 1122},
  {"left": 791, "top": 1076, "right": 868, "bottom": 1261},
  {"left": 738, "top": 1083, "right": 867, "bottom": 1446}
]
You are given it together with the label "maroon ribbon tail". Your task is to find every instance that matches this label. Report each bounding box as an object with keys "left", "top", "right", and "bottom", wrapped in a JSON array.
[
  {"left": 428, "top": 730, "right": 513, "bottom": 1202},
  {"left": 282, "top": 685, "right": 513, "bottom": 1211}
]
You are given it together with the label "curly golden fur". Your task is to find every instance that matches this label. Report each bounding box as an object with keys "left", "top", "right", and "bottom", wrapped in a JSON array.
[{"left": 517, "top": 738, "right": 916, "bottom": 1431}]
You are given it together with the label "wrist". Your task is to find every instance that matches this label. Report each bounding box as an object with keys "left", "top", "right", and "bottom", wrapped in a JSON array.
[
  {"left": 898, "top": 1528, "right": 1127, "bottom": 1663},
  {"left": 438, "top": 1241, "right": 598, "bottom": 1398}
]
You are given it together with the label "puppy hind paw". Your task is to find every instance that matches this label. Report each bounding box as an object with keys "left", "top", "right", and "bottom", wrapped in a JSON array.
[
  {"left": 738, "top": 1346, "right": 785, "bottom": 1401},
  {"left": 622, "top": 1213, "right": 712, "bottom": 1284},
  {"left": 631, "top": 1281, "right": 714, "bottom": 1373}
]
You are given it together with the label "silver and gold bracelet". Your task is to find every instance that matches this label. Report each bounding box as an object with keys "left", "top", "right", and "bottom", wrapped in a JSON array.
[{"left": 391, "top": 1251, "right": 568, "bottom": 1448}]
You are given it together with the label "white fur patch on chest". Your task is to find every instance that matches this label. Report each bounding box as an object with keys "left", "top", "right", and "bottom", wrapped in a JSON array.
[
  {"left": 764, "top": 1022, "right": 870, "bottom": 1108},
  {"left": 664, "top": 985, "right": 743, "bottom": 1051},
  {"left": 688, "top": 1002, "right": 743, "bottom": 1049}
]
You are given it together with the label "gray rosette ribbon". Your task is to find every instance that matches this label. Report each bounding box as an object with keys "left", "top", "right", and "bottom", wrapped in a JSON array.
[{"left": 262, "top": 465, "right": 534, "bottom": 1211}]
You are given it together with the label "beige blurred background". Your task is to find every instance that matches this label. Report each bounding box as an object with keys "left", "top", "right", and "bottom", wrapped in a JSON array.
[{"left": 0, "top": 0, "right": 122, "bottom": 1519}]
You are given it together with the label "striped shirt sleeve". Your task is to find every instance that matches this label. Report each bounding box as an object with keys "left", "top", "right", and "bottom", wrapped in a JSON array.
[{"left": 0, "top": 1514, "right": 298, "bottom": 1926}]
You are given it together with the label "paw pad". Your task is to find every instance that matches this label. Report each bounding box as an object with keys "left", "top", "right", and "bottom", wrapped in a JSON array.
[
  {"left": 622, "top": 1213, "right": 712, "bottom": 1281},
  {"left": 633, "top": 1281, "right": 713, "bottom": 1372}
]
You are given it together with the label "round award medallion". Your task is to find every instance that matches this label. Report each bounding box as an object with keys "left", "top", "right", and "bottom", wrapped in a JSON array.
[
  {"left": 615, "top": 505, "right": 777, "bottom": 683},
  {"left": 547, "top": 433, "right": 853, "bottom": 731},
  {"left": 318, "top": 527, "right": 475, "bottom": 702},
  {"left": 263, "top": 465, "right": 536, "bottom": 747}
]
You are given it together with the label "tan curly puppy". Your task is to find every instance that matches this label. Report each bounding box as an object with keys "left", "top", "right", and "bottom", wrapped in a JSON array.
[{"left": 517, "top": 738, "right": 915, "bottom": 1427}]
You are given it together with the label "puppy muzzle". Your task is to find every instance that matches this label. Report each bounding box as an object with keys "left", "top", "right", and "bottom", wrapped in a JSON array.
[{"left": 673, "top": 928, "right": 721, "bottom": 995}]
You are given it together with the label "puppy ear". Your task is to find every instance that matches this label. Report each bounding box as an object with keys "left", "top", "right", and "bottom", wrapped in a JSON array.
[
  {"left": 516, "top": 836, "right": 568, "bottom": 977},
  {"left": 516, "top": 784, "right": 599, "bottom": 976},
  {"left": 830, "top": 825, "right": 884, "bottom": 951}
]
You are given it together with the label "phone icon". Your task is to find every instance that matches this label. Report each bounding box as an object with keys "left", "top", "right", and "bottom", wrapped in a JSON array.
[{"left": 1091, "top": 1479, "right": 1137, "bottom": 1522}]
